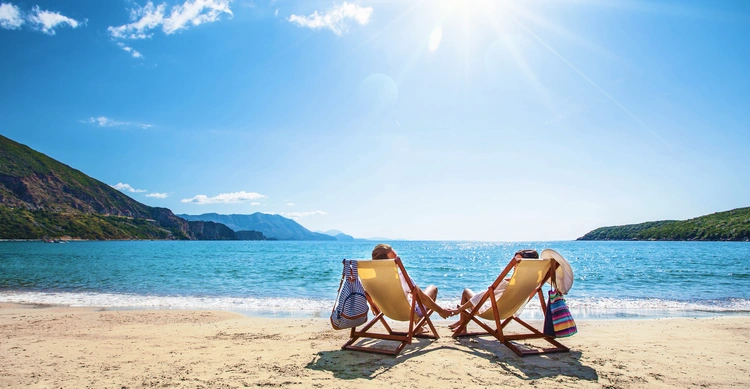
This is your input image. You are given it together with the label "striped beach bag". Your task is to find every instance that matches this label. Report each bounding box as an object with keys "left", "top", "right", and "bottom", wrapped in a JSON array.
[
  {"left": 330, "top": 259, "right": 369, "bottom": 330},
  {"left": 543, "top": 289, "right": 577, "bottom": 338}
]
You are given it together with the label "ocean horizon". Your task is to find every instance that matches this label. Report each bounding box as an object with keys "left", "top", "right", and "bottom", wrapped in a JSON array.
[{"left": 1, "top": 240, "right": 749, "bottom": 320}]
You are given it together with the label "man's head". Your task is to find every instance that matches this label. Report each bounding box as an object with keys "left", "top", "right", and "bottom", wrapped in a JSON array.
[{"left": 514, "top": 249, "right": 539, "bottom": 260}]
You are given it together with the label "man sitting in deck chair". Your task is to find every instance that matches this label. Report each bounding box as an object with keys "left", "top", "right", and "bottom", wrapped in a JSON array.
[
  {"left": 448, "top": 249, "right": 569, "bottom": 357},
  {"left": 341, "top": 244, "right": 451, "bottom": 355},
  {"left": 448, "top": 249, "right": 539, "bottom": 330}
]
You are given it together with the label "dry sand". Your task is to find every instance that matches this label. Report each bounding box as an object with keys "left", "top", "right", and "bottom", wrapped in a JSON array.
[{"left": 1, "top": 303, "right": 748, "bottom": 388}]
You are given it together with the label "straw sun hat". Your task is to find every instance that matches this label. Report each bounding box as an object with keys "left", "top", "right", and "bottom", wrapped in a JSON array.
[{"left": 541, "top": 249, "right": 574, "bottom": 295}]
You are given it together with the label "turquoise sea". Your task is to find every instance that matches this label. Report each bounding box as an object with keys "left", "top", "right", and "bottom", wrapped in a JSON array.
[{"left": 1, "top": 241, "right": 748, "bottom": 319}]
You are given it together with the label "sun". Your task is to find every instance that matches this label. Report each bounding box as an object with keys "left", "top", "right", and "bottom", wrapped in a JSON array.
[{"left": 423, "top": 0, "right": 510, "bottom": 52}]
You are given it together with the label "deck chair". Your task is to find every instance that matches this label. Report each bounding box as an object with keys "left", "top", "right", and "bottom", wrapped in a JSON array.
[
  {"left": 451, "top": 257, "right": 569, "bottom": 356},
  {"left": 342, "top": 258, "right": 440, "bottom": 355}
]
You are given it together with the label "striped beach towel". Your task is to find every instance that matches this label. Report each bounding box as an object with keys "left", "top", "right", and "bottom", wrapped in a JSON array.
[{"left": 544, "top": 289, "right": 577, "bottom": 338}]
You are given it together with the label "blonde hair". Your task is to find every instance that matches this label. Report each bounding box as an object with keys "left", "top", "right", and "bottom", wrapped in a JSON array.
[{"left": 372, "top": 243, "right": 395, "bottom": 260}]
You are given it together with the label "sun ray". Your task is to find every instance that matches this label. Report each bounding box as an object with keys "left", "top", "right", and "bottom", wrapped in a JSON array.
[
  {"left": 395, "top": 36, "right": 428, "bottom": 86},
  {"left": 394, "top": 2, "right": 453, "bottom": 86},
  {"left": 476, "top": 3, "right": 560, "bottom": 119},
  {"left": 342, "top": 0, "right": 428, "bottom": 63},
  {"left": 551, "top": 0, "right": 744, "bottom": 22},
  {"left": 501, "top": 9, "right": 671, "bottom": 149},
  {"left": 500, "top": 32, "right": 559, "bottom": 118},
  {"left": 503, "top": 1, "right": 619, "bottom": 61},
  {"left": 462, "top": 6, "right": 471, "bottom": 89}
]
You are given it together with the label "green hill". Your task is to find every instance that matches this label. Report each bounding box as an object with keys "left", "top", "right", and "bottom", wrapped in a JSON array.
[
  {"left": 0, "top": 134, "right": 257, "bottom": 240},
  {"left": 577, "top": 207, "right": 750, "bottom": 241}
]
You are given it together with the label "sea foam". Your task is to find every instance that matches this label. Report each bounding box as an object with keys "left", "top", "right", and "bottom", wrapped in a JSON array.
[{"left": 2, "top": 291, "right": 748, "bottom": 319}]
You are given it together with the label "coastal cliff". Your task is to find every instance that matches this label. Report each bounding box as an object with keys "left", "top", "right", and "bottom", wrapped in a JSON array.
[
  {"left": 0, "top": 134, "right": 257, "bottom": 241},
  {"left": 235, "top": 230, "right": 268, "bottom": 240}
]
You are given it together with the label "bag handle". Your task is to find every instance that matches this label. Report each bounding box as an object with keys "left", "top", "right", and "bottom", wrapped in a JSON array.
[
  {"left": 549, "top": 260, "right": 559, "bottom": 292},
  {"left": 331, "top": 259, "right": 349, "bottom": 318},
  {"left": 346, "top": 260, "right": 358, "bottom": 282}
]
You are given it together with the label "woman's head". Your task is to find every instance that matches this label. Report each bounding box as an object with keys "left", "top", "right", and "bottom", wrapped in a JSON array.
[{"left": 372, "top": 243, "right": 397, "bottom": 260}]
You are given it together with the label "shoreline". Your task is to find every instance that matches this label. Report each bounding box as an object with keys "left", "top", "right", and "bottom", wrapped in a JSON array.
[
  {"left": 2, "top": 291, "right": 749, "bottom": 321},
  {"left": 3, "top": 302, "right": 750, "bottom": 322},
  {"left": 1, "top": 303, "right": 749, "bottom": 388}
]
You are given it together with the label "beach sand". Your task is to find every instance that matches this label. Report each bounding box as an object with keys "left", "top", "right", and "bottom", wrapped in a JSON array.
[{"left": 1, "top": 303, "right": 748, "bottom": 388}]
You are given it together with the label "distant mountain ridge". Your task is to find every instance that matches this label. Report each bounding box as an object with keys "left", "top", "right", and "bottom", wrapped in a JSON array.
[
  {"left": 316, "top": 229, "right": 364, "bottom": 241},
  {"left": 178, "top": 213, "right": 335, "bottom": 241},
  {"left": 577, "top": 207, "right": 750, "bottom": 241},
  {"left": 0, "top": 134, "right": 264, "bottom": 240},
  {"left": 320, "top": 229, "right": 345, "bottom": 236}
]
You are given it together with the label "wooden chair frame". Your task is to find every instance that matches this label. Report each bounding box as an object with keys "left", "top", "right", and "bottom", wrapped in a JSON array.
[
  {"left": 451, "top": 258, "right": 569, "bottom": 357},
  {"left": 342, "top": 258, "right": 439, "bottom": 356}
]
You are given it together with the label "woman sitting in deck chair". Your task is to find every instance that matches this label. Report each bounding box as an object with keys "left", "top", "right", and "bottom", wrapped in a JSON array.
[
  {"left": 371, "top": 244, "right": 452, "bottom": 319},
  {"left": 341, "top": 244, "right": 452, "bottom": 355}
]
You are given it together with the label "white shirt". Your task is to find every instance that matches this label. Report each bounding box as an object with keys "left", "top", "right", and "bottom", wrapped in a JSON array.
[{"left": 468, "top": 279, "right": 509, "bottom": 314}]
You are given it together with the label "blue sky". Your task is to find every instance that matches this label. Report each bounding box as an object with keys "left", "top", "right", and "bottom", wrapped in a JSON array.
[{"left": 1, "top": 0, "right": 749, "bottom": 240}]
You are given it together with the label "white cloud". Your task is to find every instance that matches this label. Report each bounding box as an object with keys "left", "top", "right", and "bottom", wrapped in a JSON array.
[
  {"left": 282, "top": 210, "right": 327, "bottom": 219},
  {"left": 286, "top": 202, "right": 295, "bottom": 206},
  {"left": 82, "top": 116, "right": 153, "bottom": 129},
  {"left": 181, "top": 191, "right": 268, "bottom": 204},
  {"left": 274, "top": 8, "right": 278, "bottom": 17},
  {"left": 164, "top": 0, "right": 232, "bottom": 33},
  {"left": 112, "top": 183, "right": 148, "bottom": 193},
  {"left": 27, "top": 5, "right": 82, "bottom": 35},
  {"left": 117, "top": 42, "right": 143, "bottom": 58},
  {"left": 0, "top": 3, "right": 24, "bottom": 30},
  {"left": 108, "top": 0, "right": 232, "bottom": 40},
  {"left": 109, "top": 2, "right": 164, "bottom": 39},
  {"left": 146, "top": 192, "right": 169, "bottom": 199},
  {"left": 250, "top": 202, "right": 261, "bottom": 206},
  {"left": 288, "top": 2, "right": 372, "bottom": 35}
]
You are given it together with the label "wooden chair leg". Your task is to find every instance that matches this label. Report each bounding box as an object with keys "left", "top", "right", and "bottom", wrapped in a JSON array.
[
  {"left": 342, "top": 312, "right": 439, "bottom": 355},
  {"left": 453, "top": 313, "right": 569, "bottom": 357}
]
